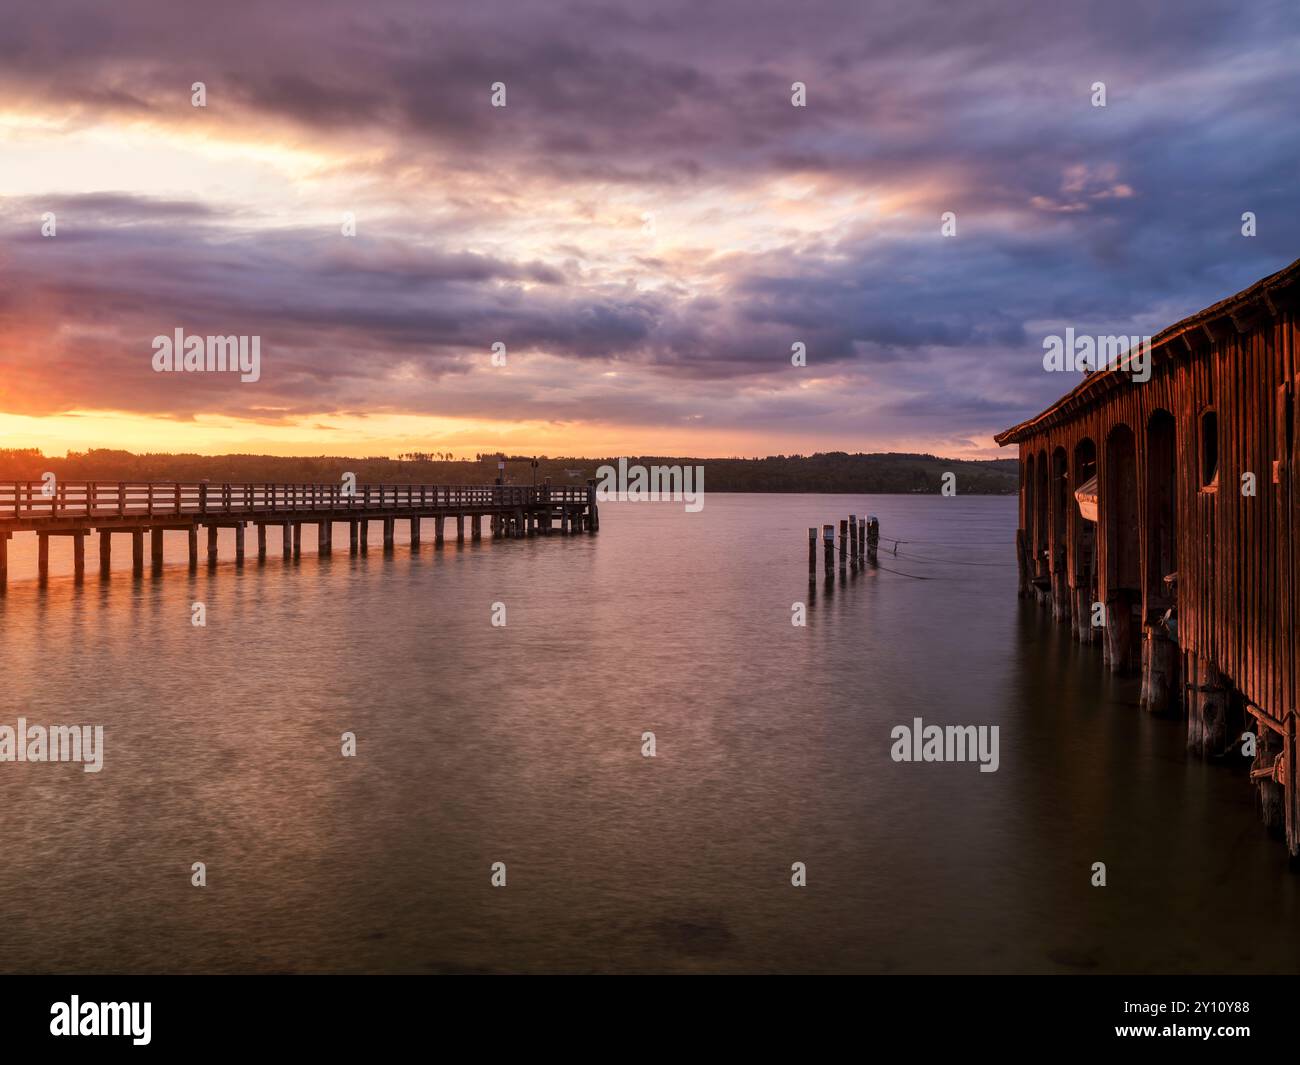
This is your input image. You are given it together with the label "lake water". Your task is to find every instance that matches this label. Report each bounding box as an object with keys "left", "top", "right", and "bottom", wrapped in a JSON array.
[{"left": 1, "top": 494, "right": 1298, "bottom": 974}]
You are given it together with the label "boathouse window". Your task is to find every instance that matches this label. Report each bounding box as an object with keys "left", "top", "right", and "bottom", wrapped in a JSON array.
[{"left": 1200, "top": 408, "right": 1219, "bottom": 488}]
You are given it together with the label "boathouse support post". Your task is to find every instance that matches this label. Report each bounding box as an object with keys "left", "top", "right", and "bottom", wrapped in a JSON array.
[
  {"left": 359, "top": 520, "right": 368, "bottom": 553},
  {"left": 435, "top": 515, "right": 445, "bottom": 546},
  {"left": 382, "top": 517, "right": 394, "bottom": 550},
  {"left": 1140, "top": 623, "right": 1178, "bottom": 714},
  {"left": 1186, "top": 652, "right": 1228, "bottom": 757},
  {"left": 349, "top": 522, "right": 359, "bottom": 554},
  {"left": 472, "top": 515, "right": 482, "bottom": 541},
  {"left": 293, "top": 522, "right": 303, "bottom": 558},
  {"left": 235, "top": 522, "right": 245, "bottom": 563},
  {"left": 1016, "top": 529, "right": 1030, "bottom": 597},
  {"left": 150, "top": 528, "right": 164, "bottom": 569},
  {"left": 410, "top": 517, "right": 420, "bottom": 549},
  {"left": 188, "top": 526, "right": 198, "bottom": 569},
  {"left": 0, "top": 533, "right": 7, "bottom": 592},
  {"left": 282, "top": 522, "right": 293, "bottom": 559},
  {"left": 37, "top": 533, "right": 49, "bottom": 582},
  {"left": 72, "top": 532, "right": 85, "bottom": 582},
  {"left": 1051, "top": 556, "right": 1070, "bottom": 624},
  {"left": 456, "top": 515, "right": 464, "bottom": 543},
  {"left": 1253, "top": 722, "right": 1285, "bottom": 833},
  {"left": 257, "top": 523, "right": 267, "bottom": 561},
  {"left": 1285, "top": 716, "right": 1298, "bottom": 858},
  {"left": 132, "top": 530, "right": 144, "bottom": 576},
  {"left": 99, "top": 530, "right": 112, "bottom": 576},
  {"left": 207, "top": 525, "right": 219, "bottom": 566},
  {"left": 1074, "top": 587, "right": 1091, "bottom": 643},
  {"left": 1105, "top": 592, "right": 1138, "bottom": 674}
]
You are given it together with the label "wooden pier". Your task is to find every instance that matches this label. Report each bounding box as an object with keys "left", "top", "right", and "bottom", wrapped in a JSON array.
[
  {"left": 0, "top": 480, "right": 599, "bottom": 591},
  {"left": 997, "top": 255, "right": 1300, "bottom": 859}
]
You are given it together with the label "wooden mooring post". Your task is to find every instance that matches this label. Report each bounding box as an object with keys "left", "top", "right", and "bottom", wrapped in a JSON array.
[
  {"left": 865, "top": 516, "right": 879, "bottom": 563},
  {"left": 822, "top": 524, "right": 834, "bottom": 578},
  {"left": 808, "top": 527, "right": 816, "bottom": 582},
  {"left": 838, "top": 520, "right": 848, "bottom": 574},
  {"left": 849, "top": 514, "right": 858, "bottom": 568}
]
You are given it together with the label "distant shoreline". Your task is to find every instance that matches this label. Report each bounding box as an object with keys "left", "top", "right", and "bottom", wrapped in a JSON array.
[{"left": 0, "top": 448, "right": 1018, "bottom": 495}]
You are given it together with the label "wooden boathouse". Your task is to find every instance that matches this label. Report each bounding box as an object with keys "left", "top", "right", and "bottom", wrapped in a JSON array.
[
  {"left": 0, "top": 480, "right": 598, "bottom": 591},
  {"left": 997, "top": 255, "right": 1300, "bottom": 859}
]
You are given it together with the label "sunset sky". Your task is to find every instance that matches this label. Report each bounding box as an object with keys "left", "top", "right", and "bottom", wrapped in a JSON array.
[{"left": 1, "top": 0, "right": 1297, "bottom": 459}]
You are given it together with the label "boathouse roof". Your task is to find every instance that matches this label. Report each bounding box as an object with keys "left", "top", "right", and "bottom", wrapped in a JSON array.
[{"left": 995, "top": 254, "right": 1300, "bottom": 445}]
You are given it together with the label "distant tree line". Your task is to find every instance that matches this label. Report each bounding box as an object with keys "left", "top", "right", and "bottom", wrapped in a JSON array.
[{"left": 0, "top": 449, "right": 1018, "bottom": 494}]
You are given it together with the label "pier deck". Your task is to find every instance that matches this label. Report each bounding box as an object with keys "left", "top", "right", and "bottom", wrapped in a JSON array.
[{"left": 0, "top": 480, "right": 599, "bottom": 589}]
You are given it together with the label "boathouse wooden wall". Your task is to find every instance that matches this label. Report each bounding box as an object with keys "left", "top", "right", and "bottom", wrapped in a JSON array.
[{"left": 1013, "top": 307, "right": 1298, "bottom": 732}]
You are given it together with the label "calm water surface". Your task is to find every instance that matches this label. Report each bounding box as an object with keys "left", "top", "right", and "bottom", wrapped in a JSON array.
[{"left": 1, "top": 494, "right": 1298, "bottom": 973}]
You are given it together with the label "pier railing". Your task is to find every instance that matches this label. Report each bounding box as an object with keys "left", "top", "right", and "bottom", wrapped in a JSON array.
[{"left": 0, "top": 481, "right": 592, "bottom": 521}]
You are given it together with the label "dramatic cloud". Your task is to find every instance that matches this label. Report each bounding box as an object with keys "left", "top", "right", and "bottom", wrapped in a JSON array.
[{"left": 1, "top": 0, "right": 1297, "bottom": 457}]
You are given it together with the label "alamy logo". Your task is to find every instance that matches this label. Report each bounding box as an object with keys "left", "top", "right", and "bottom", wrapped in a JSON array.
[
  {"left": 0, "top": 717, "right": 104, "bottom": 772},
  {"left": 152, "top": 328, "right": 261, "bottom": 382},
  {"left": 594, "top": 458, "right": 704, "bottom": 512},
  {"left": 1042, "top": 328, "right": 1151, "bottom": 383},
  {"left": 890, "top": 717, "right": 999, "bottom": 773},
  {"left": 50, "top": 996, "right": 151, "bottom": 1045}
]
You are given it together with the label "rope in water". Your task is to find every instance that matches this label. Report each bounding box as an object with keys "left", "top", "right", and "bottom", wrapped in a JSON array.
[{"left": 796, "top": 525, "right": 1019, "bottom": 581}]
